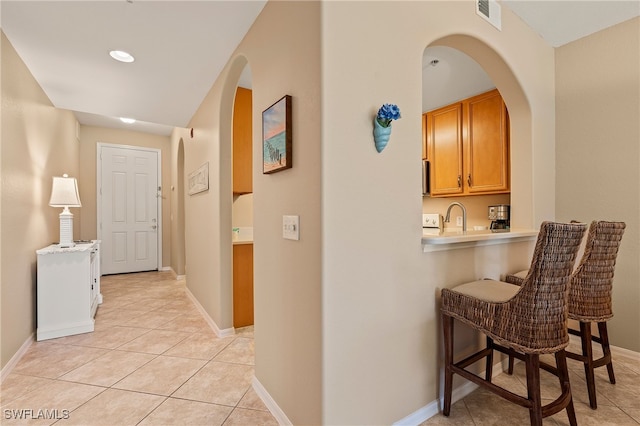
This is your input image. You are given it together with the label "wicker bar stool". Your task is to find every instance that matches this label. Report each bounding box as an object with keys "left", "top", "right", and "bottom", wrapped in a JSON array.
[
  {"left": 441, "top": 221, "right": 586, "bottom": 426},
  {"left": 505, "top": 220, "right": 626, "bottom": 409}
]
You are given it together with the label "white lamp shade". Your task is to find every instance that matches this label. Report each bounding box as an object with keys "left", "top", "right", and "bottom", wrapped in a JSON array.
[{"left": 49, "top": 175, "right": 82, "bottom": 207}]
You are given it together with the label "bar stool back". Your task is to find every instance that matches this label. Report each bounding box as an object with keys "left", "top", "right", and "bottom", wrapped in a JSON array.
[
  {"left": 505, "top": 220, "right": 626, "bottom": 409},
  {"left": 441, "top": 221, "right": 586, "bottom": 426}
]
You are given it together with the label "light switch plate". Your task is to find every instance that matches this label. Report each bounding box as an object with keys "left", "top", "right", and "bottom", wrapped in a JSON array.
[{"left": 283, "top": 215, "right": 300, "bottom": 240}]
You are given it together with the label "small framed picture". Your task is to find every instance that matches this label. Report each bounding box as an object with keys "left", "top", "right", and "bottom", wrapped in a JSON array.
[
  {"left": 262, "top": 95, "right": 292, "bottom": 174},
  {"left": 188, "top": 162, "right": 209, "bottom": 195}
]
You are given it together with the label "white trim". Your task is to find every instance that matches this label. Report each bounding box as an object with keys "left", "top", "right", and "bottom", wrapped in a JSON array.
[
  {"left": 97, "top": 142, "right": 162, "bottom": 274},
  {"left": 612, "top": 344, "right": 640, "bottom": 360},
  {"left": 184, "top": 287, "right": 235, "bottom": 337},
  {"left": 252, "top": 376, "right": 292, "bottom": 426},
  {"left": 159, "top": 266, "right": 172, "bottom": 272},
  {"left": 1, "top": 334, "right": 34, "bottom": 383},
  {"left": 161, "top": 266, "right": 185, "bottom": 281},
  {"left": 394, "top": 359, "right": 505, "bottom": 425},
  {"left": 569, "top": 333, "right": 640, "bottom": 361}
]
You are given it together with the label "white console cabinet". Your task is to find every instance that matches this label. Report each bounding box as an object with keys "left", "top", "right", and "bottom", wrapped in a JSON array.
[{"left": 36, "top": 241, "right": 102, "bottom": 341}]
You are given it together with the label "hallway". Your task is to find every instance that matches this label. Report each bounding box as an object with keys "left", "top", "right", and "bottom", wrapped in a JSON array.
[{"left": 1, "top": 271, "right": 277, "bottom": 425}]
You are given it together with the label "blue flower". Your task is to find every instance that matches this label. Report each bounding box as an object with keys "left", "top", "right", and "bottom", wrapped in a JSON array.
[{"left": 376, "top": 104, "right": 401, "bottom": 127}]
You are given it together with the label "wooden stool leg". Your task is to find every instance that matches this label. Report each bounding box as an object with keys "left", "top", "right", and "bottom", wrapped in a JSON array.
[
  {"left": 443, "top": 314, "right": 454, "bottom": 416},
  {"left": 598, "top": 321, "right": 616, "bottom": 384},
  {"left": 525, "top": 354, "right": 542, "bottom": 426},
  {"left": 556, "top": 350, "right": 577, "bottom": 426},
  {"left": 580, "top": 321, "right": 598, "bottom": 409},
  {"left": 507, "top": 354, "right": 515, "bottom": 375},
  {"left": 486, "top": 336, "right": 494, "bottom": 381}
]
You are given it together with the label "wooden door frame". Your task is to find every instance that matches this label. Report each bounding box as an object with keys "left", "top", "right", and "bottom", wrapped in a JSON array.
[{"left": 97, "top": 142, "right": 163, "bottom": 273}]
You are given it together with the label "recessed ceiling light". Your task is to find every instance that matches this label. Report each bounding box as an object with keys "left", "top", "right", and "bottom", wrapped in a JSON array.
[
  {"left": 120, "top": 117, "right": 136, "bottom": 124},
  {"left": 109, "top": 50, "right": 135, "bottom": 63}
]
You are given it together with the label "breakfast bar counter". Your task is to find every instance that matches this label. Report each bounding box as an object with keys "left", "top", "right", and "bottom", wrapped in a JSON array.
[{"left": 422, "top": 229, "right": 538, "bottom": 252}]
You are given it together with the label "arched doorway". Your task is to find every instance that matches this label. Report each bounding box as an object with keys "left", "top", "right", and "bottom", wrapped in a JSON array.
[
  {"left": 218, "top": 54, "right": 255, "bottom": 331},
  {"left": 424, "top": 35, "right": 534, "bottom": 228}
]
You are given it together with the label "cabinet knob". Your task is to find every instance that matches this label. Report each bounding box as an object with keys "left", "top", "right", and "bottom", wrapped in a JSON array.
[
  {"left": 457, "top": 175, "right": 461, "bottom": 188},
  {"left": 468, "top": 174, "right": 472, "bottom": 187}
]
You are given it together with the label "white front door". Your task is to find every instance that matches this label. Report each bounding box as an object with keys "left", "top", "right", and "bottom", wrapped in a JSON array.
[{"left": 99, "top": 144, "right": 160, "bottom": 275}]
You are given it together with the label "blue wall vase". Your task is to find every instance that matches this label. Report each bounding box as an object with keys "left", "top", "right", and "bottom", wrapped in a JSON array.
[{"left": 373, "top": 118, "right": 392, "bottom": 153}]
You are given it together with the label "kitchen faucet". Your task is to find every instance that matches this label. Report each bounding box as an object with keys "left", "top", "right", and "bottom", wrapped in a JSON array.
[{"left": 445, "top": 202, "right": 467, "bottom": 232}]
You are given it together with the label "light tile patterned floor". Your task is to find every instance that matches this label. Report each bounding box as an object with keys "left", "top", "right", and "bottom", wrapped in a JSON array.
[
  {"left": 422, "top": 338, "right": 640, "bottom": 425},
  {"left": 2, "top": 271, "right": 639, "bottom": 425},
  {"left": 0, "top": 271, "right": 277, "bottom": 426}
]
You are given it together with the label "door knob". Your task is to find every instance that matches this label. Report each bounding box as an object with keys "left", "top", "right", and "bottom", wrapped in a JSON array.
[{"left": 151, "top": 225, "right": 157, "bottom": 230}]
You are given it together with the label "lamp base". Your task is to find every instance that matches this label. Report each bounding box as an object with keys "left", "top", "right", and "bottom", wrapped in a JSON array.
[{"left": 59, "top": 208, "right": 75, "bottom": 248}]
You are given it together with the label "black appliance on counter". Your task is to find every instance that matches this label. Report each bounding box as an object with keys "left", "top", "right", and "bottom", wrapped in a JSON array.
[{"left": 489, "top": 204, "right": 510, "bottom": 230}]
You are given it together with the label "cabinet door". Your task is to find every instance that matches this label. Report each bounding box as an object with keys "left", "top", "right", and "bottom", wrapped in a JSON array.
[
  {"left": 465, "top": 90, "right": 509, "bottom": 194},
  {"left": 422, "top": 113, "right": 428, "bottom": 160},
  {"left": 233, "top": 87, "right": 253, "bottom": 194},
  {"left": 428, "top": 103, "right": 464, "bottom": 196},
  {"left": 233, "top": 244, "right": 254, "bottom": 328}
]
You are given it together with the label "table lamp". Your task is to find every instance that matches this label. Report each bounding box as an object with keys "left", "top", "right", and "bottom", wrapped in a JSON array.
[{"left": 49, "top": 174, "right": 82, "bottom": 247}]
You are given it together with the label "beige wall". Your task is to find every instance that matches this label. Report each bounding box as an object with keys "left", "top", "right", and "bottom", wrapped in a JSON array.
[
  {"left": 232, "top": 194, "right": 253, "bottom": 227},
  {"left": 174, "top": 0, "right": 559, "bottom": 423},
  {"left": 169, "top": 2, "right": 323, "bottom": 422},
  {"left": 320, "top": 1, "right": 555, "bottom": 423},
  {"left": 556, "top": 17, "right": 640, "bottom": 351},
  {"left": 78, "top": 126, "right": 171, "bottom": 269},
  {"left": 423, "top": 194, "right": 511, "bottom": 230},
  {"left": 1, "top": 32, "right": 80, "bottom": 369}
]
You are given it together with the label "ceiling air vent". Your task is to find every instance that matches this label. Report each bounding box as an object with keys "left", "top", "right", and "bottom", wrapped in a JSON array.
[{"left": 476, "top": 0, "right": 502, "bottom": 31}]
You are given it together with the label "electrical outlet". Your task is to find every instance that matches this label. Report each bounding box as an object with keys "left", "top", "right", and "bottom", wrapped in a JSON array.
[
  {"left": 422, "top": 213, "right": 441, "bottom": 228},
  {"left": 456, "top": 216, "right": 463, "bottom": 227},
  {"left": 283, "top": 215, "right": 300, "bottom": 240}
]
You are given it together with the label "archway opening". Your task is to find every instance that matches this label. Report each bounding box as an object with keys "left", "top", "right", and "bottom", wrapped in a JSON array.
[
  {"left": 422, "top": 35, "right": 533, "bottom": 229},
  {"left": 218, "top": 54, "right": 255, "bottom": 331}
]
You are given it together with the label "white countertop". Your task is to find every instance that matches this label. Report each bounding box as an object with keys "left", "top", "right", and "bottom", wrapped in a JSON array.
[
  {"left": 422, "top": 229, "right": 538, "bottom": 252},
  {"left": 37, "top": 240, "right": 99, "bottom": 255},
  {"left": 233, "top": 238, "right": 253, "bottom": 245}
]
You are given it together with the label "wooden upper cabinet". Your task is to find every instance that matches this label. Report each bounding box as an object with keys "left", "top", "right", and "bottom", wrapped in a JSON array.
[
  {"left": 233, "top": 87, "right": 253, "bottom": 194},
  {"left": 465, "top": 89, "right": 509, "bottom": 194},
  {"left": 427, "top": 103, "right": 464, "bottom": 196},
  {"left": 425, "top": 89, "right": 509, "bottom": 197},
  {"left": 422, "top": 113, "right": 428, "bottom": 160}
]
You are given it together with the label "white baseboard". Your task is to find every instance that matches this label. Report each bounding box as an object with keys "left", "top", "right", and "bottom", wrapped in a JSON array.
[
  {"left": 162, "top": 266, "right": 185, "bottom": 281},
  {"left": 1, "top": 334, "right": 34, "bottom": 383},
  {"left": 252, "top": 376, "right": 292, "bottom": 426},
  {"left": 184, "top": 287, "right": 235, "bottom": 337},
  {"left": 159, "top": 266, "right": 172, "bottom": 272},
  {"left": 393, "top": 359, "right": 502, "bottom": 426},
  {"left": 568, "top": 334, "right": 640, "bottom": 360},
  {"left": 612, "top": 344, "right": 640, "bottom": 360}
]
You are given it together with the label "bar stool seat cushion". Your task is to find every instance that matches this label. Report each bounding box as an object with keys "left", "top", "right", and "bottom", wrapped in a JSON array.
[{"left": 449, "top": 279, "right": 520, "bottom": 302}]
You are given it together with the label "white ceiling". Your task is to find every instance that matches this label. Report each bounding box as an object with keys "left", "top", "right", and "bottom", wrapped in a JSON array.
[
  {"left": 423, "top": 0, "right": 639, "bottom": 111},
  {"left": 1, "top": 0, "right": 266, "bottom": 135},
  {"left": 1, "top": 1, "right": 638, "bottom": 135},
  {"left": 503, "top": 0, "right": 639, "bottom": 47}
]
